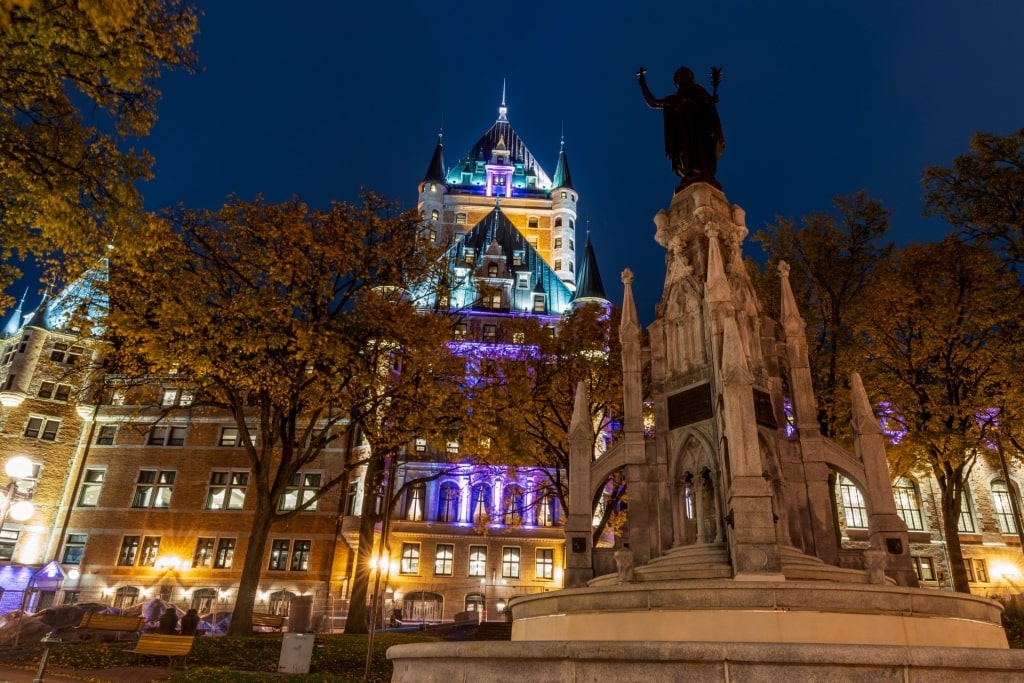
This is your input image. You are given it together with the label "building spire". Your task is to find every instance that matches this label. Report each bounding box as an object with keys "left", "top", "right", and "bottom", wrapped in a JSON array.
[
  {"left": 574, "top": 233, "right": 607, "bottom": 303},
  {"left": 498, "top": 79, "right": 508, "bottom": 121},
  {"left": 552, "top": 138, "right": 574, "bottom": 190},
  {"left": 421, "top": 131, "right": 446, "bottom": 185},
  {"left": 2, "top": 288, "right": 27, "bottom": 337}
]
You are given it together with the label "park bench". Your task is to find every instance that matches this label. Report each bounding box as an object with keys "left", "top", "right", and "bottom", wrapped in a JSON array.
[
  {"left": 251, "top": 612, "right": 286, "bottom": 631},
  {"left": 126, "top": 633, "right": 196, "bottom": 668},
  {"left": 73, "top": 613, "right": 145, "bottom": 641}
]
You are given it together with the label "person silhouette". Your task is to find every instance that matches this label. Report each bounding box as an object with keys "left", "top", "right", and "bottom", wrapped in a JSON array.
[{"left": 179, "top": 608, "right": 200, "bottom": 636}]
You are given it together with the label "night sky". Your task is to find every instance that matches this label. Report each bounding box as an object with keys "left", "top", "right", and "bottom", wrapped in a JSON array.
[{"left": 123, "top": 3, "right": 1024, "bottom": 324}]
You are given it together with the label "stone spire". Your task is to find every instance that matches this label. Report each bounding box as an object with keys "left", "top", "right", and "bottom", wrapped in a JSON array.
[
  {"left": 573, "top": 233, "right": 607, "bottom": 304},
  {"left": 565, "top": 380, "right": 595, "bottom": 587}
]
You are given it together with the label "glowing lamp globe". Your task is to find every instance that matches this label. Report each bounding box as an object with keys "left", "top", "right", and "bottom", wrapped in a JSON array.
[
  {"left": 5, "top": 456, "right": 33, "bottom": 480},
  {"left": 9, "top": 500, "right": 34, "bottom": 521}
]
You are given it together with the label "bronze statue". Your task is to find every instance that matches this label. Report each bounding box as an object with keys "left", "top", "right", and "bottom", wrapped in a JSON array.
[{"left": 638, "top": 66, "right": 725, "bottom": 191}]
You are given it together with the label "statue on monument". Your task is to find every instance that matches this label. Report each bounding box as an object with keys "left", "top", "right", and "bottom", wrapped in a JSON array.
[{"left": 638, "top": 65, "right": 725, "bottom": 191}]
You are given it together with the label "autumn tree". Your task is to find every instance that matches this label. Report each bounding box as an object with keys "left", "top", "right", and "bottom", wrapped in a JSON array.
[
  {"left": 0, "top": 0, "right": 197, "bottom": 301},
  {"left": 485, "top": 303, "right": 626, "bottom": 545},
  {"left": 857, "top": 236, "right": 1023, "bottom": 592},
  {"left": 752, "top": 191, "right": 893, "bottom": 441},
  {"left": 924, "top": 128, "right": 1024, "bottom": 268},
  {"left": 104, "top": 195, "right": 462, "bottom": 635}
]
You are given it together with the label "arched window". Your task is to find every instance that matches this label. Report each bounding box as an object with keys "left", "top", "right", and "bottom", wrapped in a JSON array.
[
  {"left": 406, "top": 482, "right": 425, "bottom": 522},
  {"left": 431, "top": 209, "right": 439, "bottom": 220},
  {"left": 437, "top": 482, "right": 460, "bottom": 523},
  {"left": 470, "top": 484, "right": 491, "bottom": 523},
  {"left": 191, "top": 588, "right": 217, "bottom": 613},
  {"left": 502, "top": 485, "right": 524, "bottom": 526},
  {"left": 268, "top": 590, "right": 295, "bottom": 617},
  {"left": 892, "top": 478, "right": 925, "bottom": 530},
  {"left": 554, "top": 217, "right": 563, "bottom": 227},
  {"left": 991, "top": 480, "right": 1021, "bottom": 534},
  {"left": 113, "top": 586, "right": 139, "bottom": 610},
  {"left": 464, "top": 592, "right": 484, "bottom": 614},
  {"left": 957, "top": 485, "right": 977, "bottom": 533},
  {"left": 536, "top": 488, "right": 559, "bottom": 527},
  {"left": 837, "top": 475, "right": 868, "bottom": 529}
]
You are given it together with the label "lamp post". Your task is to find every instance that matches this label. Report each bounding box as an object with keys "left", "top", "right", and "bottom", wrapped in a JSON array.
[{"left": 0, "top": 455, "right": 36, "bottom": 533}]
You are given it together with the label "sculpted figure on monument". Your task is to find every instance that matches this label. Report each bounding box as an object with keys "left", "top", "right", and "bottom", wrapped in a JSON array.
[{"left": 638, "top": 65, "right": 725, "bottom": 190}]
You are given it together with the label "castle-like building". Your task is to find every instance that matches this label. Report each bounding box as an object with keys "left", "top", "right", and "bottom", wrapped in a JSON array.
[{"left": 0, "top": 97, "right": 1020, "bottom": 633}]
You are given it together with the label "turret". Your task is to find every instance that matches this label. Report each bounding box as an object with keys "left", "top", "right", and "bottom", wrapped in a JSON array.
[
  {"left": 417, "top": 133, "right": 447, "bottom": 245},
  {"left": 550, "top": 139, "right": 577, "bottom": 292},
  {"left": 572, "top": 233, "right": 609, "bottom": 313},
  {"left": 0, "top": 295, "right": 49, "bottom": 407}
]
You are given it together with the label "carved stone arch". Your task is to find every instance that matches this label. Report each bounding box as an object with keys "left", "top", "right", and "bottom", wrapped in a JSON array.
[{"left": 669, "top": 430, "right": 722, "bottom": 546}]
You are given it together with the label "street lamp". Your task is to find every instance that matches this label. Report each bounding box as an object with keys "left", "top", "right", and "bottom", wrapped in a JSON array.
[{"left": 0, "top": 456, "right": 36, "bottom": 532}]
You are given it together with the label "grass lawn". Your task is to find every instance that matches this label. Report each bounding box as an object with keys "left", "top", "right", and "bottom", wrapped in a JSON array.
[{"left": 8, "top": 632, "right": 439, "bottom": 682}]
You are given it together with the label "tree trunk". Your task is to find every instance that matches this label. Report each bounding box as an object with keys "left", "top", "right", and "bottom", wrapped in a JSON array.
[
  {"left": 341, "top": 455, "right": 383, "bottom": 634},
  {"left": 227, "top": 499, "right": 276, "bottom": 636},
  {"left": 938, "top": 479, "right": 971, "bottom": 593}
]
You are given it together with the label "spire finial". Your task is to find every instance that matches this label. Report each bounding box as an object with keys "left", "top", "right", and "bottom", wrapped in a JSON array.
[{"left": 498, "top": 80, "right": 508, "bottom": 121}]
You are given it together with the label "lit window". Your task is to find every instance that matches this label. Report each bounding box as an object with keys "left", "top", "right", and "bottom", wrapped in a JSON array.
[
  {"left": 132, "top": 470, "right": 175, "bottom": 508},
  {"left": 406, "top": 483, "right": 425, "bottom": 521},
  {"left": 429, "top": 228, "right": 437, "bottom": 242},
  {"left": 537, "top": 489, "right": 558, "bottom": 527},
  {"left": 113, "top": 586, "right": 139, "bottom": 610},
  {"left": 964, "top": 558, "right": 989, "bottom": 583},
  {"left": 502, "top": 485, "right": 524, "bottom": 526},
  {"left": 471, "top": 484, "right": 491, "bottom": 523},
  {"left": 456, "top": 213, "right": 467, "bottom": 225},
  {"left": 446, "top": 441, "right": 459, "bottom": 454},
  {"left": 913, "top": 555, "right": 936, "bottom": 581},
  {"left": 454, "top": 323, "right": 468, "bottom": 339},
  {"left": 401, "top": 543, "right": 421, "bottom": 574},
  {"left": 517, "top": 274, "right": 529, "bottom": 289},
  {"left": 487, "top": 263, "right": 498, "bottom": 277},
  {"left": 147, "top": 425, "right": 186, "bottom": 446},
  {"left": 192, "top": 538, "right": 215, "bottom": 568},
  {"left": 560, "top": 191, "right": 567, "bottom": 199},
  {"left": 536, "top": 548, "right": 554, "bottom": 580},
  {"left": 435, "top": 544, "right": 454, "bottom": 575},
  {"left": 214, "top": 538, "right": 236, "bottom": 569},
  {"left": 279, "top": 472, "right": 321, "bottom": 511},
  {"left": 269, "top": 539, "right": 290, "bottom": 571},
  {"left": 957, "top": 487, "right": 977, "bottom": 533},
  {"left": 77, "top": 469, "right": 105, "bottom": 507},
  {"left": 0, "top": 530, "right": 17, "bottom": 561},
  {"left": 468, "top": 545, "right": 486, "bottom": 577},
  {"left": 513, "top": 251, "right": 524, "bottom": 266},
  {"left": 117, "top": 536, "right": 140, "bottom": 566},
  {"left": 554, "top": 237, "right": 562, "bottom": 249},
  {"left": 502, "top": 546, "right": 521, "bottom": 579},
  {"left": 207, "top": 471, "right": 249, "bottom": 510},
  {"left": 414, "top": 438, "right": 427, "bottom": 452},
  {"left": 528, "top": 236, "right": 539, "bottom": 250},
  {"left": 24, "top": 416, "right": 59, "bottom": 441},
  {"left": 139, "top": 536, "right": 160, "bottom": 566},
  {"left": 431, "top": 209, "right": 439, "bottom": 220},
  {"left": 528, "top": 216, "right": 538, "bottom": 228},
  {"left": 892, "top": 478, "right": 924, "bottom": 531},
  {"left": 62, "top": 534, "right": 87, "bottom": 565},
  {"left": 95, "top": 426, "right": 116, "bottom": 445},
  {"left": 291, "top": 540, "right": 310, "bottom": 571},
  {"left": 464, "top": 248, "right": 475, "bottom": 264},
  {"left": 483, "top": 325, "right": 496, "bottom": 342},
  {"left": 438, "top": 482, "right": 460, "bottom": 523},
  {"left": 992, "top": 480, "right": 1019, "bottom": 534},
  {"left": 219, "top": 427, "right": 240, "bottom": 446},
  {"left": 533, "top": 295, "right": 546, "bottom": 313},
  {"left": 837, "top": 475, "right": 868, "bottom": 529}
]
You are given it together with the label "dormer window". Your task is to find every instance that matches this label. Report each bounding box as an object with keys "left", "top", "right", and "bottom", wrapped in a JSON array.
[
  {"left": 533, "top": 295, "right": 546, "bottom": 313},
  {"left": 512, "top": 251, "right": 524, "bottom": 266},
  {"left": 487, "top": 263, "right": 499, "bottom": 277},
  {"left": 517, "top": 274, "right": 529, "bottom": 289},
  {"left": 456, "top": 213, "right": 467, "bottom": 225}
]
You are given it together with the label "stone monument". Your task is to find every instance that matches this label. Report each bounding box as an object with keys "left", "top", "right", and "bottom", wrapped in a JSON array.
[{"left": 388, "top": 68, "right": 1024, "bottom": 681}]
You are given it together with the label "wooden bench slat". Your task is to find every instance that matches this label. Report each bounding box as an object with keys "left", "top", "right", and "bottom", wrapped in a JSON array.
[
  {"left": 127, "top": 633, "right": 196, "bottom": 668},
  {"left": 251, "top": 612, "right": 286, "bottom": 630},
  {"left": 76, "top": 613, "right": 145, "bottom": 632}
]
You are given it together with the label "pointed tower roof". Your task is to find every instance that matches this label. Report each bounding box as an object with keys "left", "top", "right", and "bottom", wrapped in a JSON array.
[
  {"left": 574, "top": 233, "right": 607, "bottom": 303},
  {"left": 552, "top": 139, "right": 574, "bottom": 191},
  {"left": 24, "top": 293, "right": 50, "bottom": 330},
  {"left": 422, "top": 133, "right": 446, "bottom": 185},
  {"left": 2, "top": 289, "right": 27, "bottom": 337}
]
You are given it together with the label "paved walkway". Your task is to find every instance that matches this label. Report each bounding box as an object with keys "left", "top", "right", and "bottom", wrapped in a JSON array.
[{"left": 0, "top": 664, "right": 172, "bottom": 682}]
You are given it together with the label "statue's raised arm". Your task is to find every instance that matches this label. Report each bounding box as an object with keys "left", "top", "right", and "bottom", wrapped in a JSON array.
[{"left": 638, "top": 65, "right": 725, "bottom": 192}]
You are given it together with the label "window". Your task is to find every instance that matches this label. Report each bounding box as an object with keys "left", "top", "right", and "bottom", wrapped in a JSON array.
[
  {"left": 536, "top": 548, "right": 554, "bottom": 580},
  {"left": 113, "top": 587, "right": 139, "bottom": 610},
  {"left": 77, "top": 469, "right": 105, "bottom": 507},
  {"left": 482, "top": 325, "right": 496, "bottom": 343},
  {"left": 502, "top": 485, "right": 524, "bottom": 525},
  {"left": 414, "top": 438, "right": 427, "bottom": 452},
  {"left": 502, "top": 547, "right": 521, "bottom": 579},
  {"left": 454, "top": 323, "right": 468, "bottom": 339},
  {"left": 517, "top": 274, "right": 529, "bottom": 289},
  {"left": 406, "top": 483, "right": 425, "bottom": 521},
  {"left": 554, "top": 259, "right": 562, "bottom": 271},
  {"left": 346, "top": 479, "right": 360, "bottom": 516},
  {"left": 438, "top": 482, "right": 460, "bottom": 523},
  {"left": 555, "top": 217, "right": 563, "bottom": 227},
  {"left": 964, "top": 558, "right": 989, "bottom": 583},
  {"left": 569, "top": 238, "right": 574, "bottom": 250},
  {"left": 132, "top": 470, "right": 175, "bottom": 508},
  {"left": 291, "top": 540, "right": 310, "bottom": 571},
  {"left": 207, "top": 471, "right": 249, "bottom": 510},
  {"left": 513, "top": 251, "right": 524, "bottom": 266},
  {"left": 38, "top": 382, "right": 72, "bottom": 401},
  {"left": 0, "top": 530, "right": 18, "bottom": 561},
  {"left": 554, "top": 237, "right": 562, "bottom": 249},
  {"left": 537, "top": 489, "right": 559, "bottom": 527},
  {"left": 568, "top": 261, "right": 574, "bottom": 273},
  {"left": 528, "top": 217, "right": 538, "bottom": 228},
  {"left": 24, "top": 417, "right": 59, "bottom": 441},
  {"left": 533, "top": 295, "right": 545, "bottom": 313},
  {"left": 147, "top": 425, "right": 186, "bottom": 446},
  {"left": 957, "top": 487, "right": 977, "bottom": 533},
  {"left": 560, "top": 191, "right": 567, "bottom": 199},
  {"left": 464, "top": 248, "right": 475, "bottom": 264},
  {"left": 569, "top": 219, "right": 575, "bottom": 229},
  {"left": 118, "top": 536, "right": 140, "bottom": 566},
  {"left": 431, "top": 209, "right": 439, "bottom": 220},
  {"left": 269, "top": 539, "right": 290, "bottom": 570},
  {"left": 214, "top": 538, "right": 236, "bottom": 569},
  {"left": 528, "top": 236, "right": 539, "bottom": 249},
  {"left": 837, "top": 475, "right": 868, "bottom": 529},
  {"left": 139, "top": 536, "right": 160, "bottom": 566},
  {"left": 468, "top": 545, "right": 487, "bottom": 577},
  {"left": 487, "top": 263, "right": 498, "bottom": 277},
  {"left": 456, "top": 213, "right": 467, "bottom": 225},
  {"left": 892, "top": 478, "right": 924, "bottom": 531},
  {"left": 446, "top": 441, "right": 459, "bottom": 454},
  {"left": 429, "top": 228, "right": 437, "bottom": 242},
  {"left": 193, "top": 538, "right": 215, "bottom": 568},
  {"left": 50, "top": 343, "right": 84, "bottom": 365},
  {"left": 401, "top": 543, "right": 421, "bottom": 574},
  {"left": 62, "top": 592, "right": 80, "bottom": 606},
  {"left": 991, "top": 480, "right": 1019, "bottom": 534},
  {"left": 191, "top": 588, "right": 216, "bottom": 613},
  {"left": 471, "top": 484, "right": 491, "bottom": 523},
  {"left": 160, "top": 388, "right": 193, "bottom": 407},
  {"left": 219, "top": 427, "right": 241, "bottom": 446},
  {"left": 434, "top": 544, "right": 454, "bottom": 576},
  {"left": 913, "top": 555, "right": 935, "bottom": 582},
  {"left": 279, "top": 472, "right": 321, "bottom": 511},
  {"left": 95, "top": 426, "right": 116, "bottom": 445},
  {"left": 484, "top": 292, "right": 501, "bottom": 309}
]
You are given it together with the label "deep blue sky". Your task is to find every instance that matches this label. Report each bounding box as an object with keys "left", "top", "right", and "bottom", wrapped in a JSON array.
[{"left": 132, "top": 2, "right": 1024, "bottom": 324}]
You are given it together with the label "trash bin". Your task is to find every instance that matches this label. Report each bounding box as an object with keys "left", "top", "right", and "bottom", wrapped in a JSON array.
[{"left": 278, "top": 632, "right": 315, "bottom": 674}]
